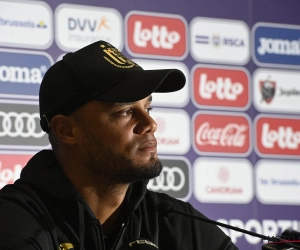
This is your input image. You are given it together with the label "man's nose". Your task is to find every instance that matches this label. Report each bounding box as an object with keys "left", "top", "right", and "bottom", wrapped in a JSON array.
[{"left": 134, "top": 112, "right": 157, "bottom": 134}]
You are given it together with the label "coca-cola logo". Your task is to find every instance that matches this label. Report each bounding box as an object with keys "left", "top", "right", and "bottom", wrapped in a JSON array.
[
  {"left": 0, "top": 154, "right": 32, "bottom": 189},
  {"left": 126, "top": 11, "right": 187, "bottom": 58},
  {"left": 192, "top": 66, "right": 249, "bottom": 109},
  {"left": 193, "top": 112, "right": 251, "bottom": 155},
  {"left": 255, "top": 115, "right": 300, "bottom": 157}
]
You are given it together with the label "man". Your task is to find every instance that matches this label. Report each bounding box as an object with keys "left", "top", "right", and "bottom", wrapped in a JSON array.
[{"left": 0, "top": 41, "right": 238, "bottom": 250}]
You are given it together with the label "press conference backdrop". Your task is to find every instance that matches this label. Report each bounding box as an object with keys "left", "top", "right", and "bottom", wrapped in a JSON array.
[{"left": 0, "top": 0, "right": 300, "bottom": 249}]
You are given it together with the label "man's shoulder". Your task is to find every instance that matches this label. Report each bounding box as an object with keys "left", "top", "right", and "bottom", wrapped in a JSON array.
[{"left": 0, "top": 182, "right": 39, "bottom": 214}]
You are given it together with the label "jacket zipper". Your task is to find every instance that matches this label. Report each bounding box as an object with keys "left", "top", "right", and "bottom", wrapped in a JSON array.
[{"left": 111, "top": 221, "right": 129, "bottom": 250}]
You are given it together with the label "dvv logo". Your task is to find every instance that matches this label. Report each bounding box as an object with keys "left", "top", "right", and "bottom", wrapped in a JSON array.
[
  {"left": 253, "top": 22, "right": 300, "bottom": 68},
  {"left": 0, "top": 49, "right": 53, "bottom": 102},
  {"left": 126, "top": 11, "right": 188, "bottom": 59},
  {"left": 147, "top": 157, "right": 191, "bottom": 201},
  {"left": 55, "top": 4, "right": 123, "bottom": 51}
]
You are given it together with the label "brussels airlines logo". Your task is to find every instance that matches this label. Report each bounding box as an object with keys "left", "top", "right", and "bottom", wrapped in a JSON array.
[
  {"left": 126, "top": 11, "right": 187, "bottom": 59},
  {"left": 55, "top": 4, "right": 123, "bottom": 51},
  {"left": 0, "top": 103, "right": 49, "bottom": 151},
  {"left": 256, "top": 160, "right": 300, "bottom": 205},
  {"left": 147, "top": 157, "right": 191, "bottom": 201},
  {"left": 0, "top": 1, "right": 53, "bottom": 49},
  {"left": 192, "top": 65, "right": 250, "bottom": 110},
  {"left": 255, "top": 115, "right": 300, "bottom": 157},
  {"left": 253, "top": 23, "right": 300, "bottom": 67},
  {"left": 0, "top": 17, "right": 47, "bottom": 29},
  {"left": 193, "top": 112, "right": 251, "bottom": 156},
  {"left": 0, "top": 154, "right": 32, "bottom": 189},
  {"left": 0, "top": 49, "right": 52, "bottom": 102}
]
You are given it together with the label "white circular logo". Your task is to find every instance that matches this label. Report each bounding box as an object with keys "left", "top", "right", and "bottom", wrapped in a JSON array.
[
  {"left": 148, "top": 166, "right": 185, "bottom": 191},
  {"left": 0, "top": 111, "right": 44, "bottom": 138}
]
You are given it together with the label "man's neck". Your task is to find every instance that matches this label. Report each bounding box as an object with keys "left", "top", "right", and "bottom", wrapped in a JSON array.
[
  {"left": 59, "top": 158, "right": 130, "bottom": 235},
  {"left": 78, "top": 182, "right": 129, "bottom": 235}
]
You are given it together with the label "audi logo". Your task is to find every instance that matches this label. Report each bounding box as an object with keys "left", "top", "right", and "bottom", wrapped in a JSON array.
[
  {"left": 0, "top": 111, "right": 44, "bottom": 138},
  {"left": 148, "top": 166, "right": 185, "bottom": 191}
]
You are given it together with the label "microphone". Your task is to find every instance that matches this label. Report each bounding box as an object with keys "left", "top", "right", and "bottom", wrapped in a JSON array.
[
  {"left": 262, "top": 229, "right": 300, "bottom": 249},
  {"left": 156, "top": 200, "right": 300, "bottom": 250},
  {"left": 119, "top": 238, "right": 159, "bottom": 250}
]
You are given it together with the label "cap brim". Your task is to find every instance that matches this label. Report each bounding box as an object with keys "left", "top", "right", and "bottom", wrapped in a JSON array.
[{"left": 95, "top": 69, "right": 186, "bottom": 102}]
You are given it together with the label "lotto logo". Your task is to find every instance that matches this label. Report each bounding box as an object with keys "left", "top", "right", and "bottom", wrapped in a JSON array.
[
  {"left": 255, "top": 115, "right": 300, "bottom": 157},
  {"left": 192, "top": 65, "right": 250, "bottom": 110},
  {"left": 193, "top": 112, "right": 251, "bottom": 156},
  {"left": 126, "top": 11, "right": 187, "bottom": 59},
  {"left": 0, "top": 154, "right": 32, "bottom": 189}
]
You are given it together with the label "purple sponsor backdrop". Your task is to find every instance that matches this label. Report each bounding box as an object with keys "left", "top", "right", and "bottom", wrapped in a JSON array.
[{"left": 1, "top": 0, "right": 300, "bottom": 249}]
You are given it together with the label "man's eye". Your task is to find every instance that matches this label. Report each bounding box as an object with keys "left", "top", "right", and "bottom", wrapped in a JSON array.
[
  {"left": 146, "top": 107, "right": 153, "bottom": 114},
  {"left": 120, "top": 109, "right": 132, "bottom": 116}
]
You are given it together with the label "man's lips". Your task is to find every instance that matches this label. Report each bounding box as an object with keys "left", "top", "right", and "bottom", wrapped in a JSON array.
[{"left": 138, "top": 140, "right": 157, "bottom": 151}]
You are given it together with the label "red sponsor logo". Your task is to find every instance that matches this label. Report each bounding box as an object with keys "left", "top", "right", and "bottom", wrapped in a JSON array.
[
  {"left": 193, "top": 66, "right": 249, "bottom": 109},
  {"left": 256, "top": 116, "right": 300, "bottom": 156},
  {"left": 0, "top": 154, "right": 32, "bottom": 188},
  {"left": 194, "top": 113, "right": 250, "bottom": 154},
  {"left": 126, "top": 12, "right": 187, "bottom": 57},
  {"left": 193, "top": 67, "right": 249, "bottom": 108}
]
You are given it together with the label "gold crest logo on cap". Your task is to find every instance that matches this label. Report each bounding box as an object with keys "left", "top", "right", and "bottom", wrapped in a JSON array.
[{"left": 100, "top": 43, "right": 139, "bottom": 69}]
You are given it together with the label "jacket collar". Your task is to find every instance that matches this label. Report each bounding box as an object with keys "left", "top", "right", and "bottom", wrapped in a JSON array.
[{"left": 18, "top": 149, "right": 148, "bottom": 219}]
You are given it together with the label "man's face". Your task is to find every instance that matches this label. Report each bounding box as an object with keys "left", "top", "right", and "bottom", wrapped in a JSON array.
[{"left": 70, "top": 95, "right": 162, "bottom": 184}]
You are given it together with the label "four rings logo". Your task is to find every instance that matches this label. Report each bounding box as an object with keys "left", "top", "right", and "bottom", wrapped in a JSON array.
[
  {"left": 0, "top": 103, "right": 49, "bottom": 150},
  {"left": 147, "top": 158, "right": 191, "bottom": 200},
  {"left": 0, "top": 112, "right": 43, "bottom": 138},
  {"left": 126, "top": 11, "right": 187, "bottom": 59}
]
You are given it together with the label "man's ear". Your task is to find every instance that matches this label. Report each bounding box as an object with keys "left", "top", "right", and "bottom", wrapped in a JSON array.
[{"left": 50, "top": 115, "right": 77, "bottom": 145}]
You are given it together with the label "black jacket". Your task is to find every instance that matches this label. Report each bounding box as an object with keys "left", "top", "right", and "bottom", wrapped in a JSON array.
[{"left": 0, "top": 150, "right": 238, "bottom": 250}]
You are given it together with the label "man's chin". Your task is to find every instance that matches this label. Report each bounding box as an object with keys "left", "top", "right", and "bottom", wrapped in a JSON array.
[{"left": 119, "top": 157, "right": 163, "bottom": 184}]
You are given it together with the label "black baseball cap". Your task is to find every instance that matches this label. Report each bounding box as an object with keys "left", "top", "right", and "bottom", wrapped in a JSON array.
[{"left": 39, "top": 40, "right": 186, "bottom": 132}]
